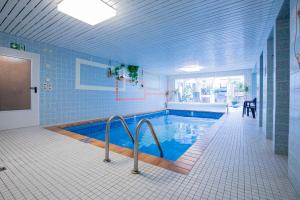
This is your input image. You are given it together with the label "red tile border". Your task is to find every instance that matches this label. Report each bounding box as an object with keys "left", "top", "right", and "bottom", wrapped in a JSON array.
[{"left": 46, "top": 111, "right": 227, "bottom": 175}]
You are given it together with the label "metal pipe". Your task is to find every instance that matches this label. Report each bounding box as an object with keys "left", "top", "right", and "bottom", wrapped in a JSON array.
[
  {"left": 132, "top": 119, "right": 163, "bottom": 174},
  {"left": 104, "top": 115, "right": 134, "bottom": 162},
  {"left": 226, "top": 103, "right": 229, "bottom": 114}
]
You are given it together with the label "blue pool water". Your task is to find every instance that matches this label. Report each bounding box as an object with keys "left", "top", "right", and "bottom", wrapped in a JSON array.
[{"left": 65, "top": 110, "right": 223, "bottom": 161}]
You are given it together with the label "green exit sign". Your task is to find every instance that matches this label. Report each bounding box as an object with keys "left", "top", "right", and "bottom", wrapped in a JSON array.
[{"left": 10, "top": 42, "right": 25, "bottom": 51}]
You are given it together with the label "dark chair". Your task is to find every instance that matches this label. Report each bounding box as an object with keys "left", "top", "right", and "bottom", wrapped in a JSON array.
[{"left": 242, "top": 98, "right": 256, "bottom": 118}]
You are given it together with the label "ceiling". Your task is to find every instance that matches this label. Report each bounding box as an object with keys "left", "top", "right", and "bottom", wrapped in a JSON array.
[{"left": 0, "top": 0, "right": 283, "bottom": 75}]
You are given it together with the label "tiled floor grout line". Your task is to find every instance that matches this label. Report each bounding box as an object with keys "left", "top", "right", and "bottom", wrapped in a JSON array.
[
  {"left": 0, "top": 134, "right": 77, "bottom": 198},
  {"left": 0, "top": 139, "right": 46, "bottom": 200}
]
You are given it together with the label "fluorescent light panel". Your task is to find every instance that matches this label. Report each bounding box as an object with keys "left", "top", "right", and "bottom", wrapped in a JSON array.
[
  {"left": 57, "top": 0, "right": 116, "bottom": 25},
  {"left": 178, "top": 65, "right": 204, "bottom": 72}
]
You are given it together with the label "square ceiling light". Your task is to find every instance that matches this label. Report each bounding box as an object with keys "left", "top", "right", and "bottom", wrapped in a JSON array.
[
  {"left": 57, "top": 0, "right": 116, "bottom": 25},
  {"left": 178, "top": 65, "right": 204, "bottom": 72}
]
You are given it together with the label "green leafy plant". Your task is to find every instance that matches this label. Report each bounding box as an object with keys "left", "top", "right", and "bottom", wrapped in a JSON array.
[
  {"left": 127, "top": 65, "right": 139, "bottom": 83},
  {"left": 108, "top": 64, "right": 125, "bottom": 80},
  {"left": 244, "top": 85, "right": 249, "bottom": 93},
  {"left": 182, "top": 85, "right": 193, "bottom": 102},
  {"left": 108, "top": 64, "right": 141, "bottom": 85},
  {"left": 235, "top": 82, "right": 248, "bottom": 93}
]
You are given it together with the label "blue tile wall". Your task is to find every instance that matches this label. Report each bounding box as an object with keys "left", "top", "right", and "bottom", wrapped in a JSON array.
[
  {"left": 258, "top": 53, "right": 264, "bottom": 127},
  {"left": 80, "top": 64, "right": 115, "bottom": 87},
  {"left": 289, "top": 0, "right": 300, "bottom": 195},
  {"left": 168, "top": 110, "right": 223, "bottom": 119},
  {"left": 259, "top": 32, "right": 271, "bottom": 138},
  {"left": 251, "top": 71, "right": 257, "bottom": 99},
  {"left": 273, "top": 0, "right": 290, "bottom": 155},
  {"left": 0, "top": 32, "right": 167, "bottom": 125},
  {"left": 266, "top": 30, "right": 274, "bottom": 140},
  {"left": 263, "top": 46, "right": 268, "bottom": 133},
  {"left": 65, "top": 110, "right": 167, "bottom": 132}
]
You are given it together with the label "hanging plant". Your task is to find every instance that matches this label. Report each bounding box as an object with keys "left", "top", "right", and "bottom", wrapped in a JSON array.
[
  {"left": 108, "top": 64, "right": 126, "bottom": 80},
  {"left": 127, "top": 65, "right": 139, "bottom": 83},
  {"left": 108, "top": 63, "right": 140, "bottom": 85}
]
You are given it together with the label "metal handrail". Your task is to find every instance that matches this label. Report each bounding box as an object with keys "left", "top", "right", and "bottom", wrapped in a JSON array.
[
  {"left": 104, "top": 115, "right": 134, "bottom": 162},
  {"left": 132, "top": 119, "right": 163, "bottom": 174}
]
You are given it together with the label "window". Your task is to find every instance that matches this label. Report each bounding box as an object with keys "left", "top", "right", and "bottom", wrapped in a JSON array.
[{"left": 172, "top": 76, "right": 246, "bottom": 105}]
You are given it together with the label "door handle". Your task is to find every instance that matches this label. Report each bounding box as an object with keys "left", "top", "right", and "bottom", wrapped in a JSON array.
[{"left": 30, "top": 87, "right": 38, "bottom": 93}]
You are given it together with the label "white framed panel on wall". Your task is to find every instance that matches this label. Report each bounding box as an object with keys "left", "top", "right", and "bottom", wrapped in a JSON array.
[
  {"left": 144, "top": 72, "right": 160, "bottom": 90},
  {"left": 75, "top": 58, "right": 125, "bottom": 91}
]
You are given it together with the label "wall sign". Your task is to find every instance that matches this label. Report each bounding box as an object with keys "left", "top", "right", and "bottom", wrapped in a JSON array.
[{"left": 10, "top": 42, "right": 25, "bottom": 51}]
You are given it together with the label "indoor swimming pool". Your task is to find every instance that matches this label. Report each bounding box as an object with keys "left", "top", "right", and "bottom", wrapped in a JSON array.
[{"left": 65, "top": 110, "right": 223, "bottom": 161}]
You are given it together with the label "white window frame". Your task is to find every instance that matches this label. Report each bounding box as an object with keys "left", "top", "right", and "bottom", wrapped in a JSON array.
[{"left": 173, "top": 75, "right": 245, "bottom": 104}]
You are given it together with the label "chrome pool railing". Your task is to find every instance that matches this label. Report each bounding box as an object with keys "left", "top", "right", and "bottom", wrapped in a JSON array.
[
  {"left": 132, "top": 119, "right": 163, "bottom": 174},
  {"left": 104, "top": 115, "right": 134, "bottom": 162}
]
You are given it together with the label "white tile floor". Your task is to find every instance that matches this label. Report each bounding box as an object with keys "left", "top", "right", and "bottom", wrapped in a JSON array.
[{"left": 0, "top": 112, "right": 299, "bottom": 200}]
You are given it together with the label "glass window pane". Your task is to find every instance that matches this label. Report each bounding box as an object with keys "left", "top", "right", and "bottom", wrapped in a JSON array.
[
  {"left": 0, "top": 55, "right": 31, "bottom": 111},
  {"left": 174, "top": 75, "right": 245, "bottom": 105}
]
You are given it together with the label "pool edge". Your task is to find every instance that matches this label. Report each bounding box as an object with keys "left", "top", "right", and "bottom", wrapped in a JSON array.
[{"left": 45, "top": 110, "right": 227, "bottom": 175}]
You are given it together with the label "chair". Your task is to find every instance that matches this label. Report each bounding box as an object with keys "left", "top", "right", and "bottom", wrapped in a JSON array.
[{"left": 242, "top": 98, "right": 256, "bottom": 118}]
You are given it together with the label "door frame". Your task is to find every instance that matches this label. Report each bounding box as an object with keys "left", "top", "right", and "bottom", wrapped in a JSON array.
[{"left": 0, "top": 47, "right": 40, "bottom": 130}]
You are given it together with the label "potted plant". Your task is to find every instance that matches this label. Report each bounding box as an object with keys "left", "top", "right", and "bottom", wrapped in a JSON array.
[
  {"left": 127, "top": 65, "right": 139, "bottom": 84},
  {"left": 108, "top": 64, "right": 141, "bottom": 85},
  {"left": 166, "top": 89, "right": 179, "bottom": 101},
  {"left": 244, "top": 85, "right": 249, "bottom": 99},
  {"left": 108, "top": 64, "right": 126, "bottom": 80},
  {"left": 231, "top": 97, "right": 239, "bottom": 108}
]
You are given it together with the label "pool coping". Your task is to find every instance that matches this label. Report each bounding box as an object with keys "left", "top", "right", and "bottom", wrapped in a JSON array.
[{"left": 45, "top": 110, "right": 227, "bottom": 175}]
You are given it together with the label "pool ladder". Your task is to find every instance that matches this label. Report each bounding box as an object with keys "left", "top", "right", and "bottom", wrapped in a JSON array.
[
  {"left": 103, "top": 115, "right": 134, "bottom": 162},
  {"left": 132, "top": 119, "right": 163, "bottom": 174},
  {"left": 103, "top": 115, "right": 163, "bottom": 174}
]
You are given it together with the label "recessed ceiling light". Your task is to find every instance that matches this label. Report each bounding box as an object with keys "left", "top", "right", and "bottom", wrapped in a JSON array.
[
  {"left": 178, "top": 65, "right": 204, "bottom": 72},
  {"left": 57, "top": 0, "right": 116, "bottom": 26}
]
